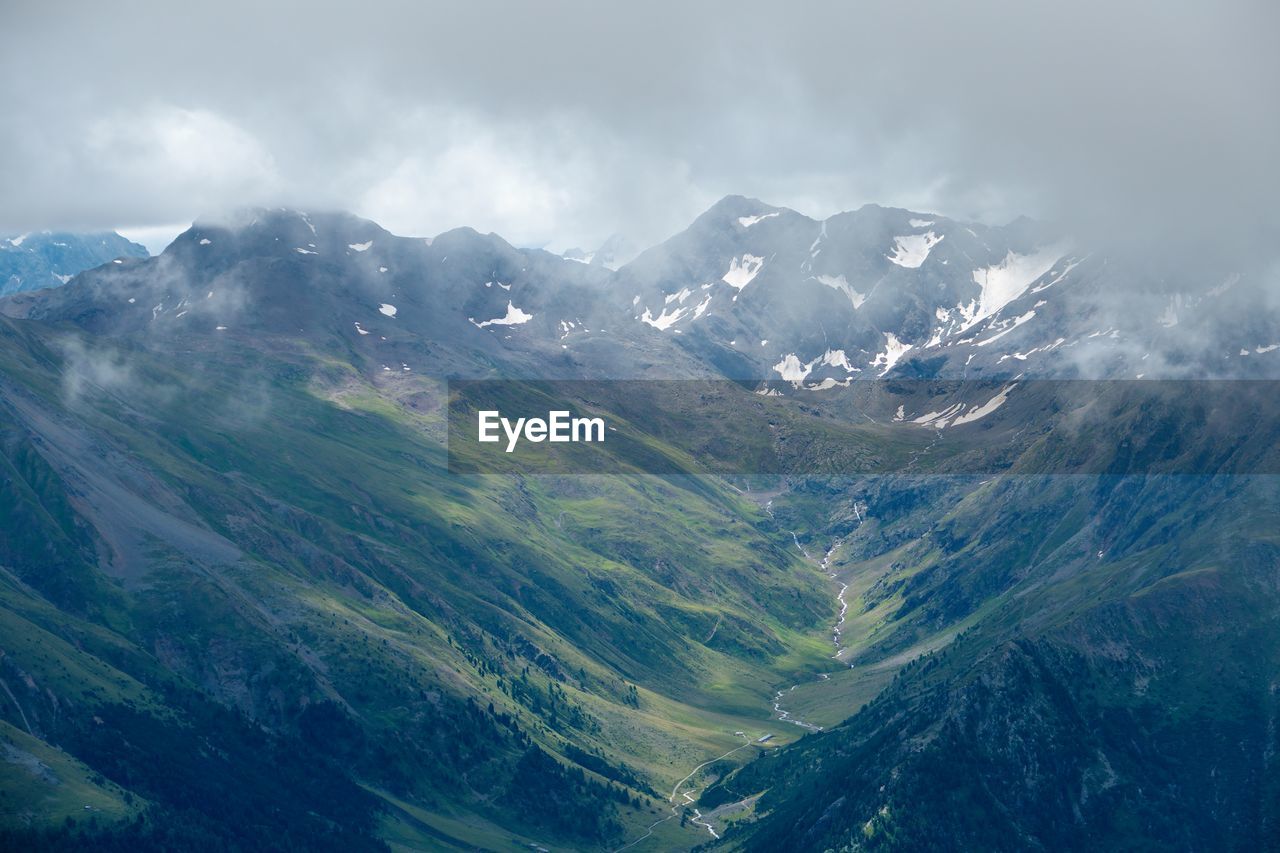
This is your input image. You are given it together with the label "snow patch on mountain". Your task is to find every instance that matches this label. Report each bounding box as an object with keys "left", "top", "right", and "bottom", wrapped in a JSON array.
[
  {"left": 998, "top": 337, "right": 1067, "bottom": 363},
  {"left": 819, "top": 349, "right": 853, "bottom": 371},
  {"left": 913, "top": 403, "right": 964, "bottom": 427},
  {"left": 963, "top": 245, "right": 1065, "bottom": 328},
  {"left": 816, "top": 274, "right": 867, "bottom": 309},
  {"left": 908, "top": 384, "right": 1015, "bottom": 429},
  {"left": 738, "top": 212, "right": 780, "bottom": 228},
  {"left": 723, "top": 254, "right": 764, "bottom": 290},
  {"left": 771, "top": 348, "right": 858, "bottom": 382},
  {"left": 1030, "top": 258, "right": 1081, "bottom": 294},
  {"left": 773, "top": 353, "right": 812, "bottom": 382},
  {"left": 976, "top": 310, "right": 1036, "bottom": 346},
  {"left": 641, "top": 305, "right": 688, "bottom": 331},
  {"left": 471, "top": 301, "right": 534, "bottom": 329},
  {"left": 886, "top": 232, "right": 943, "bottom": 268},
  {"left": 810, "top": 222, "right": 827, "bottom": 256},
  {"left": 951, "top": 384, "right": 1016, "bottom": 425},
  {"left": 638, "top": 285, "right": 711, "bottom": 329},
  {"left": 871, "top": 332, "right": 913, "bottom": 376}
]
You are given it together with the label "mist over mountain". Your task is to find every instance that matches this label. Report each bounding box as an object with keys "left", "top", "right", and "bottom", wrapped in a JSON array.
[
  {"left": 611, "top": 196, "right": 1280, "bottom": 383},
  {"left": 13, "top": 198, "right": 1276, "bottom": 387},
  {"left": 7, "top": 3, "right": 1277, "bottom": 261},
  {"left": 562, "top": 234, "right": 641, "bottom": 270}
]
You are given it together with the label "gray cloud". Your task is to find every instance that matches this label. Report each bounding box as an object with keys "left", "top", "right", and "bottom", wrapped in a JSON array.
[{"left": 2, "top": 1, "right": 1276, "bottom": 254}]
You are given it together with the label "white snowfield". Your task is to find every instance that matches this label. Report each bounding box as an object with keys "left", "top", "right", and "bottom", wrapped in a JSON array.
[
  {"left": 640, "top": 305, "right": 687, "bottom": 330},
  {"left": 640, "top": 285, "right": 716, "bottom": 330},
  {"left": 348, "top": 241, "right": 372, "bottom": 252},
  {"left": 976, "top": 309, "right": 1037, "bottom": 346},
  {"left": 772, "top": 353, "right": 812, "bottom": 382},
  {"left": 886, "top": 231, "right": 943, "bottom": 268},
  {"left": 870, "top": 332, "right": 913, "bottom": 376},
  {"left": 470, "top": 300, "right": 533, "bottom": 328},
  {"left": 815, "top": 274, "right": 866, "bottom": 309},
  {"left": 738, "top": 212, "right": 780, "bottom": 228},
  {"left": 910, "top": 384, "right": 1017, "bottom": 429},
  {"left": 722, "top": 254, "right": 765, "bottom": 290},
  {"left": 772, "top": 349, "right": 858, "bottom": 383},
  {"left": 962, "top": 245, "right": 1066, "bottom": 330},
  {"left": 378, "top": 303, "right": 397, "bottom": 317}
]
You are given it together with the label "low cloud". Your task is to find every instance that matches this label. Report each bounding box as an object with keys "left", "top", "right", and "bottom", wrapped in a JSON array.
[
  {"left": 86, "top": 107, "right": 280, "bottom": 209},
  {"left": 2, "top": 1, "right": 1275, "bottom": 258},
  {"left": 58, "top": 336, "right": 142, "bottom": 405}
]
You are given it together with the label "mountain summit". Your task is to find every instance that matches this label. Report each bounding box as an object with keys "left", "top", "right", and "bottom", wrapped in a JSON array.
[{"left": 6, "top": 200, "right": 1277, "bottom": 382}]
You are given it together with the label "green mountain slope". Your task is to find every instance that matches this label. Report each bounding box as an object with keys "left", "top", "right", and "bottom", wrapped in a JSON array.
[
  {"left": 703, "top": 473, "right": 1280, "bottom": 850},
  {"left": 3, "top": 210, "right": 1278, "bottom": 851},
  {"left": 0, "top": 313, "right": 843, "bottom": 849}
]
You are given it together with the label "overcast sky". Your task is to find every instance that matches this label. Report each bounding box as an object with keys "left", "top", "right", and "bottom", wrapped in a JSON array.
[{"left": 2, "top": 1, "right": 1276, "bottom": 254}]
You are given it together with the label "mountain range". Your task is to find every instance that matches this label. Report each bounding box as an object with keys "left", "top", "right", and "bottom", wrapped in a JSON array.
[
  {"left": 0, "top": 231, "right": 148, "bottom": 297},
  {"left": 0, "top": 199, "right": 1276, "bottom": 851}
]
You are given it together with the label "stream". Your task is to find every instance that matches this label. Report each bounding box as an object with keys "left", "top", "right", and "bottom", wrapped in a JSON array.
[{"left": 614, "top": 502, "right": 866, "bottom": 849}]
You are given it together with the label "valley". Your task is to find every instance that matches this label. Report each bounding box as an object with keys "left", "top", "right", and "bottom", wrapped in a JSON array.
[
  {"left": 0, "top": 202, "right": 1277, "bottom": 851},
  {"left": 2, "top": 0, "right": 1275, "bottom": 847}
]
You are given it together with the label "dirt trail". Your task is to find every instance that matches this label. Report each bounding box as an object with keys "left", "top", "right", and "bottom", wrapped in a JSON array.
[{"left": 612, "top": 737, "right": 752, "bottom": 852}]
